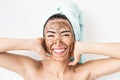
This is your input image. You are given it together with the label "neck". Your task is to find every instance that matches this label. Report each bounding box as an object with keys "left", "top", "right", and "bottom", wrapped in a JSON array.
[{"left": 45, "top": 58, "right": 70, "bottom": 75}]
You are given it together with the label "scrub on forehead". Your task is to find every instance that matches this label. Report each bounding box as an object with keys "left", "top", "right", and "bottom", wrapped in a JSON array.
[{"left": 45, "top": 19, "right": 73, "bottom": 32}]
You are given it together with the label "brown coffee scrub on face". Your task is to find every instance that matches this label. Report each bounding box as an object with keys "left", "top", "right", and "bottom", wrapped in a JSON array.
[{"left": 44, "top": 19, "right": 75, "bottom": 61}]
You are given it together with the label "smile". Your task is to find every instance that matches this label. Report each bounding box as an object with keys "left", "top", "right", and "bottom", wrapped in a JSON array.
[
  {"left": 52, "top": 48, "right": 67, "bottom": 56},
  {"left": 53, "top": 48, "right": 65, "bottom": 53}
]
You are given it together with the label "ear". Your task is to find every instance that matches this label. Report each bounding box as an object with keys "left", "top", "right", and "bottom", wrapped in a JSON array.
[{"left": 70, "top": 52, "right": 74, "bottom": 58}]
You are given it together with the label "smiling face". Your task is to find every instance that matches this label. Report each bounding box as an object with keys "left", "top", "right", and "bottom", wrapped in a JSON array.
[{"left": 44, "top": 18, "right": 75, "bottom": 61}]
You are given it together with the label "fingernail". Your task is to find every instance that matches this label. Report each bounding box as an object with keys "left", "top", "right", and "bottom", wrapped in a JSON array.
[
  {"left": 68, "top": 62, "right": 73, "bottom": 65},
  {"left": 46, "top": 53, "right": 51, "bottom": 57}
]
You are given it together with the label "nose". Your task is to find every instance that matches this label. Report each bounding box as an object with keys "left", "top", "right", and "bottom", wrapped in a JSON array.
[{"left": 54, "top": 35, "right": 61, "bottom": 47}]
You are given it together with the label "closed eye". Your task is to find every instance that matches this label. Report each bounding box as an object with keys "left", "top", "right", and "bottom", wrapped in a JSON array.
[
  {"left": 47, "top": 35, "right": 55, "bottom": 37},
  {"left": 63, "top": 34, "right": 70, "bottom": 36}
]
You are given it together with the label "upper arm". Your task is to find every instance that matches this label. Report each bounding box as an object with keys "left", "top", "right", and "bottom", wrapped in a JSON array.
[
  {"left": 0, "top": 52, "right": 39, "bottom": 77},
  {"left": 86, "top": 58, "right": 120, "bottom": 79}
]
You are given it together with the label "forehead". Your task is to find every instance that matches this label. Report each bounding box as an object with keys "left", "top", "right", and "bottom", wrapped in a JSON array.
[{"left": 45, "top": 19, "right": 72, "bottom": 31}]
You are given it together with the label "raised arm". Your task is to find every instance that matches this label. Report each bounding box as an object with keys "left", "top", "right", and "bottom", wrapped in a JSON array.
[
  {"left": 0, "top": 37, "right": 47, "bottom": 77},
  {"left": 86, "top": 58, "right": 120, "bottom": 79},
  {"left": 69, "top": 41, "right": 120, "bottom": 65},
  {"left": 70, "top": 41, "right": 120, "bottom": 79},
  {"left": 82, "top": 42, "right": 120, "bottom": 58},
  {"left": 0, "top": 38, "right": 32, "bottom": 52}
]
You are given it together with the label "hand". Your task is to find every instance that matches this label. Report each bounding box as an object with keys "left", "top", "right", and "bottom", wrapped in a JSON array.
[
  {"left": 69, "top": 41, "right": 84, "bottom": 65},
  {"left": 32, "top": 38, "right": 51, "bottom": 60}
]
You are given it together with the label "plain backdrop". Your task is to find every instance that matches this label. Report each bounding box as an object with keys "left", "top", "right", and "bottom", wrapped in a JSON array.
[{"left": 0, "top": 0, "right": 120, "bottom": 80}]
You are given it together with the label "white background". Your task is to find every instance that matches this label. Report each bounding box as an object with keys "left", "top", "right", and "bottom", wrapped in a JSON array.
[{"left": 0, "top": 0, "right": 120, "bottom": 80}]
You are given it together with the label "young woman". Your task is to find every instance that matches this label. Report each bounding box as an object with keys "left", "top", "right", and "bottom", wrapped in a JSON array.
[{"left": 0, "top": 14, "right": 120, "bottom": 80}]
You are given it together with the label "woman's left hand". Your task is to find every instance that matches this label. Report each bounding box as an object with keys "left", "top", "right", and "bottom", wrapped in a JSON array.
[{"left": 69, "top": 41, "right": 85, "bottom": 65}]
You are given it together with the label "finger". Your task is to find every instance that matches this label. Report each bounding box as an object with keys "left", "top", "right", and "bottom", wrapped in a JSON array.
[
  {"left": 46, "top": 53, "right": 51, "bottom": 57},
  {"left": 68, "top": 59, "right": 79, "bottom": 65},
  {"left": 38, "top": 45, "right": 51, "bottom": 59},
  {"left": 39, "top": 49, "right": 51, "bottom": 60},
  {"left": 43, "top": 53, "right": 52, "bottom": 60},
  {"left": 68, "top": 54, "right": 80, "bottom": 65}
]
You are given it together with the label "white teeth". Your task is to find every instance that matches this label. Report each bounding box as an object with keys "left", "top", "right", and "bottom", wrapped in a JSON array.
[{"left": 53, "top": 49, "right": 65, "bottom": 53}]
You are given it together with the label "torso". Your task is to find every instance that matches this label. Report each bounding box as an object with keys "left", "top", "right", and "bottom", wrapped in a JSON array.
[
  {"left": 25, "top": 70, "right": 90, "bottom": 80},
  {"left": 23, "top": 60, "right": 92, "bottom": 80}
]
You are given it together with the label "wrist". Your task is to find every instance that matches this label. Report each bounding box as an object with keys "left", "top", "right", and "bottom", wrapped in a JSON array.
[
  {"left": 78, "top": 42, "right": 93, "bottom": 54},
  {"left": 77, "top": 41, "right": 86, "bottom": 54},
  {"left": 81, "top": 42, "right": 101, "bottom": 54},
  {"left": 29, "top": 38, "right": 44, "bottom": 52},
  {"left": 22, "top": 39, "right": 36, "bottom": 51}
]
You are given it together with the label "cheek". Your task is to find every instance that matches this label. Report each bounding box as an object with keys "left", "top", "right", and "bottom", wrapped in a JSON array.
[
  {"left": 62, "top": 36, "right": 74, "bottom": 46},
  {"left": 67, "top": 38, "right": 74, "bottom": 54},
  {"left": 64, "top": 37, "right": 74, "bottom": 52},
  {"left": 45, "top": 38, "right": 54, "bottom": 52}
]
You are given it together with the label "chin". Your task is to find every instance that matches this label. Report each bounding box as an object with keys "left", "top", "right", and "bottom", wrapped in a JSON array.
[{"left": 52, "top": 56, "right": 69, "bottom": 62}]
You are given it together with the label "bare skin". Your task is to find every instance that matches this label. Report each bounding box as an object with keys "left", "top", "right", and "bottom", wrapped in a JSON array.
[{"left": 0, "top": 19, "right": 120, "bottom": 80}]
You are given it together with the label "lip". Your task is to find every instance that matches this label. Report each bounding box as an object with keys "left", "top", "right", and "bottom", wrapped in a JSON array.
[{"left": 52, "top": 47, "right": 67, "bottom": 57}]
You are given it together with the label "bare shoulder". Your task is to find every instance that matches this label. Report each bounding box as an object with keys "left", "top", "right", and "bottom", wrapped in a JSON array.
[
  {"left": 75, "top": 61, "right": 91, "bottom": 73},
  {"left": 16, "top": 53, "right": 43, "bottom": 79},
  {"left": 18, "top": 54, "right": 42, "bottom": 75},
  {"left": 21, "top": 55, "right": 41, "bottom": 69},
  {"left": 73, "top": 61, "right": 96, "bottom": 80},
  {"left": 0, "top": 52, "right": 41, "bottom": 77}
]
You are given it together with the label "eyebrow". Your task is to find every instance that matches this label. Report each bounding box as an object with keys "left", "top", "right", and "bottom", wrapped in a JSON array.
[
  {"left": 46, "top": 30, "right": 70, "bottom": 34},
  {"left": 61, "top": 30, "right": 70, "bottom": 33},
  {"left": 47, "top": 31, "right": 55, "bottom": 33}
]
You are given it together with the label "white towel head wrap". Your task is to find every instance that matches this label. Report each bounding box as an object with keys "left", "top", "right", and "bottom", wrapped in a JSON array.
[{"left": 43, "top": 1, "right": 84, "bottom": 41}]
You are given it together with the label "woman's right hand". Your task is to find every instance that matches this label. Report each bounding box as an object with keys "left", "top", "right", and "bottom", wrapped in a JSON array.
[{"left": 31, "top": 38, "right": 51, "bottom": 60}]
